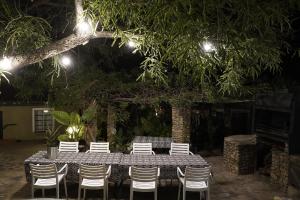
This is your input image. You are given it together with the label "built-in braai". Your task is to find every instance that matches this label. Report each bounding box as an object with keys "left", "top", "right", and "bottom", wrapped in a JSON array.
[{"left": 253, "top": 91, "right": 300, "bottom": 190}]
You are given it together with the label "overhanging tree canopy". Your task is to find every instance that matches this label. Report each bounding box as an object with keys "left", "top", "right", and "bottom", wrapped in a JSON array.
[{"left": 0, "top": 0, "right": 299, "bottom": 96}]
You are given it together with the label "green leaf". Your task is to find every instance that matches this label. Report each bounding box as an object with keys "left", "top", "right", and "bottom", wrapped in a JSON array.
[{"left": 51, "top": 111, "right": 70, "bottom": 126}]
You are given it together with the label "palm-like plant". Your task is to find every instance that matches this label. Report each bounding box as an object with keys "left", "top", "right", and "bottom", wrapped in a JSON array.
[{"left": 51, "top": 104, "right": 97, "bottom": 142}]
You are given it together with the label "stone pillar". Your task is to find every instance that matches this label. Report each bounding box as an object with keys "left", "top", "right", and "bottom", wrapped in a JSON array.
[
  {"left": 107, "top": 105, "right": 116, "bottom": 143},
  {"left": 224, "top": 135, "right": 257, "bottom": 175},
  {"left": 171, "top": 105, "right": 191, "bottom": 143},
  {"left": 271, "top": 147, "right": 289, "bottom": 192}
]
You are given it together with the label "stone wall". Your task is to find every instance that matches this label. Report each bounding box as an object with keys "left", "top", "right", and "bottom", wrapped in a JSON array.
[
  {"left": 107, "top": 105, "right": 116, "bottom": 143},
  {"left": 224, "top": 135, "right": 257, "bottom": 175},
  {"left": 171, "top": 106, "right": 191, "bottom": 143},
  {"left": 271, "top": 148, "right": 289, "bottom": 192}
]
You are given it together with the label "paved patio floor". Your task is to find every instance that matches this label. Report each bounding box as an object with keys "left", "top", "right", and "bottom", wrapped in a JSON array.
[{"left": 0, "top": 140, "right": 299, "bottom": 200}]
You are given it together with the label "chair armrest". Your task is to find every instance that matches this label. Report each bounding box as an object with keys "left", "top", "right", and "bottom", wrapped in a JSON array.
[
  {"left": 210, "top": 171, "right": 214, "bottom": 183},
  {"left": 189, "top": 151, "right": 194, "bottom": 155},
  {"left": 169, "top": 150, "right": 172, "bottom": 155},
  {"left": 106, "top": 165, "right": 112, "bottom": 178},
  {"left": 177, "top": 167, "right": 184, "bottom": 178},
  {"left": 130, "top": 151, "right": 133, "bottom": 154},
  {"left": 129, "top": 166, "right": 132, "bottom": 177},
  {"left": 157, "top": 167, "right": 160, "bottom": 177},
  {"left": 151, "top": 151, "right": 156, "bottom": 155},
  {"left": 108, "top": 150, "right": 111, "bottom": 153},
  {"left": 58, "top": 164, "right": 68, "bottom": 175},
  {"left": 85, "top": 150, "right": 90, "bottom": 153}
]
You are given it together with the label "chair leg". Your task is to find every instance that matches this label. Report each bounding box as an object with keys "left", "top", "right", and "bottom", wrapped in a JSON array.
[
  {"left": 56, "top": 184, "right": 59, "bottom": 199},
  {"left": 200, "top": 191, "right": 202, "bottom": 200},
  {"left": 78, "top": 186, "right": 81, "bottom": 200},
  {"left": 154, "top": 188, "right": 157, "bottom": 200},
  {"left": 56, "top": 185, "right": 60, "bottom": 199},
  {"left": 177, "top": 183, "right": 181, "bottom": 200},
  {"left": 183, "top": 188, "right": 186, "bottom": 200},
  {"left": 130, "top": 188, "right": 133, "bottom": 200},
  {"left": 64, "top": 178, "right": 68, "bottom": 199},
  {"left": 83, "top": 189, "right": 86, "bottom": 199},
  {"left": 31, "top": 187, "right": 34, "bottom": 198},
  {"left": 103, "top": 187, "right": 106, "bottom": 200},
  {"left": 106, "top": 182, "right": 109, "bottom": 200},
  {"left": 42, "top": 189, "right": 45, "bottom": 197},
  {"left": 207, "top": 189, "right": 210, "bottom": 200}
]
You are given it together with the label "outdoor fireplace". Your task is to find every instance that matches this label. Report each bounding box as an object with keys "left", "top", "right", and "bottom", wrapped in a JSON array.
[{"left": 253, "top": 91, "right": 300, "bottom": 190}]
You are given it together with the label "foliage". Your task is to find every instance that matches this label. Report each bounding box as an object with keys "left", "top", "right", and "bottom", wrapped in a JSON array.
[
  {"left": 0, "top": 1, "right": 51, "bottom": 55},
  {"left": 45, "top": 125, "right": 62, "bottom": 147},
  {"left": 50, "top": 103, "right": 97, "bottom": 142},
  {"left": 51, "top": 110, "right": 85, "bottom": 142},
  {"left": 85, "top": 0, "right": 300, "bottom": 95}
]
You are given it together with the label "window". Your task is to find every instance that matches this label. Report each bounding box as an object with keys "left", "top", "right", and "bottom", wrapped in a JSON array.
[{"left": 32, "top": 108, "right": 54, "bottom": 133}]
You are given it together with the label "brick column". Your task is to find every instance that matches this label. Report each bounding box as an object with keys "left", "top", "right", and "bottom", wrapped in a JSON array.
[
  {"left": 107, "top": 105, "right": 116, "bottom": 143},
  {"left": 171, "top": 105, "right": 191, "bottom": 143},
  {"left": 271, "top": 147, "right": 289, "bottom": 192}
]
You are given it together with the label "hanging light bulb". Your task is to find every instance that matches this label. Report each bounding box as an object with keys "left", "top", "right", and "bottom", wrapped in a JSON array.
[
  {"left": 0, "top": 56, "right": 13, "bottom": 71},
  {"left": 76, "top": 20, "right": 92, "bottom": 36},
  {"left": 60, "top": 55, "right": 72, "bottom": 68},
  {"left": 202, "top": 41, "right": 215, "bottom": 53},
  {"left": 127, "top": 40, "right": 137, "bottom": 48}
]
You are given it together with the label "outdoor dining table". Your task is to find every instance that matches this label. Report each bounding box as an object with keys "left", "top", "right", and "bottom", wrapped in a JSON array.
[
  {"left": 132, "top": 136, "right": 173, "bottom": 149},
  {"left": 119, "top": 154, "right": 209, "bottom": 181},
  {"left": 24, "top": 151, "right": 123, "bottom": 183}
]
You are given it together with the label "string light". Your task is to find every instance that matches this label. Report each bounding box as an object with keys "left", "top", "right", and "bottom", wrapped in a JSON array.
[
  {"left": 76, "top": 21, "right": 92, "bottom": 36},
  {"left": 0, "top": 56, "right": 13, "bottom": 71},
  {"left": 60, "top": 55, "right": 72, "bottom": 68},
  {"left": 127, "top": 40, "right": 137, "bottom": 48},
  {"left": 202, "top": 41, "right": 215, "bottom": 53}
]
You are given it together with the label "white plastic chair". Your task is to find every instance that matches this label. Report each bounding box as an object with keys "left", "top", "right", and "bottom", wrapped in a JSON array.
[
  {"left": 169, "top": 143, "right": 194, "bottom": 155},
  {"left": 86, "top": 142, "right": 110, "bottom": 153},
  {"left": 129, "top": 166, "right": 160, "bottom": 200},
  {"left": 30, "top": 163, "right": 68, "bottom": 199},
  {"left": 58, "top": 141, "right": 79, "bottom": 152},
  {"left": 177, "top": 166, "right": 211, "bottom": 200},
  {"left": 78, "top": 164, "right": 111, "bottom": 200},
  {"left": 130, "top": 143, "right": 155, "bottom": 155}
]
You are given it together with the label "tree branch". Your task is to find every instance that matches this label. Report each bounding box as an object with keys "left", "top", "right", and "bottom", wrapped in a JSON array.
[
  {"left": 12, "top": 31, "right": 113, "bottom": 69},
  {"left": 10, "top": 0, "right": 114, "bottom": 69}
]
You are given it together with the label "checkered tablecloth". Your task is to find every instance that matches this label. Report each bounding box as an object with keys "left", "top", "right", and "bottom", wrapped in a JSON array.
[
  {"left": 132, "top": 136, "right": 173, "bottom": 149},
  {"left": 119, "top": 154, "right": 209, "bottom": 180},
  {"left": 24, "top": 151, "right": 122, "bottom": 183}
]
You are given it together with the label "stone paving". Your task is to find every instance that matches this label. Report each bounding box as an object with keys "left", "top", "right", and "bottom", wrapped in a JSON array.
[{"left": 0, "top": 140, "right": 299, "bottom": 200}]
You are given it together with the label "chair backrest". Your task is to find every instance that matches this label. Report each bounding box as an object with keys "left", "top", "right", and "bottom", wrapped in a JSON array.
[
  {"left": 170, "top": 143, "right": 190, "bottom": 155},
  {"left": 59, "top": 142, "right": 79, "bottom": 152},
  {"left": 131, "top": 166, "right": 158, "bottom": 182},
  {"left": 184, "top": 166, "right": 210, "bottom": 182},
  {"left": 89, "top": 142, "right": 110, "bottom": 153},
  {"left": 132, "top": 143, "right": 153, "bottom": 155},
  {"left": 79, "top": 164, "right": 106, "bottom": 179},
  {"left": 30, "top": 163, "right": 57, "bottom": 179}
]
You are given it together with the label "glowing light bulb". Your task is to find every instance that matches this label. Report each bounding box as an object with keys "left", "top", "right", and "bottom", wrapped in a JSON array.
[
  {"left": 60, "top": 55, "right": 72, "bottom": 67},
  {"left": 0, "top": 57, "right": 12, "bottom": 71},
  {"left": 77, "top": 21, "right": 92, "bottom": 36},
  {"left": 202, "top": 41, "right": 215, "bottom": 53},
  {"left": 127, "top": 40, "right": 136, "bottom": 48}
]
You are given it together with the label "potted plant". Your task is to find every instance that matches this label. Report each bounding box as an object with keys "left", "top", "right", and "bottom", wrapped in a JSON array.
[{"left": 45, "top": 125, "right": 62, "bottom": 159}]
